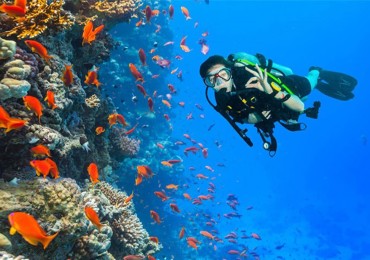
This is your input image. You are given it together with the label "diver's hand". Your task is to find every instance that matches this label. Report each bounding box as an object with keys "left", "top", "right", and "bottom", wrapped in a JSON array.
[{"left": 244, "top": 65, "right": 273, "bottom": 94}]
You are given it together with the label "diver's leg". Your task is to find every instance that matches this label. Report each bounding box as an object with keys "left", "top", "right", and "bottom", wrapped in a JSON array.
[{"left": 305, "top": 69, "right": 320, "bottom": 90}]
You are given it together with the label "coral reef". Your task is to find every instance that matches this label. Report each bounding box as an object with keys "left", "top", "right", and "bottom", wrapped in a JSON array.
[
  {"left": 0, "top": 0, "right": 75, "bottom": 39},
  {"left": 92, "top": 0, "right": 142, "bottom": 21},
  {"left": 0, "top": 179, "right": 159, "bottom": 259},
  {"left": 108, "top": 127, "right": 141, "bottom": 159},
  {"left": 0, "top": 37, "right": 16, "bottom": 60},
  {"left": 0, "top": 59, "right": 32, "bottom": 101}
]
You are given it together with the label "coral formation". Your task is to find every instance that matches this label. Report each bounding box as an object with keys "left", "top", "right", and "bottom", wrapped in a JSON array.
[
  {"left": 109, "top": 127, "right": 141, "bottom": 158},
  {"left": 85, "top": 94, "right": 100, "bottom": 108},
  {"left": 0, "top": 37, "right": 16, "bottom": 60},
  {"left": 0, "top": 0, "right": 75, "bottom": 39},
  {"left": 0, "top": 59, "right": 32, "bottom": 100},
  {"left": 92, "top": 0, "right": 142, "bottom": 21}
]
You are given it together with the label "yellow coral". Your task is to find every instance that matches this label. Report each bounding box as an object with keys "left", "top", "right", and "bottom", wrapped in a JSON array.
[
  {"left": 0, "top": 0, "right": 75, "bottom": 39},
  {"left": 92, "top": 0, "right": 142, "bottom": 20}
]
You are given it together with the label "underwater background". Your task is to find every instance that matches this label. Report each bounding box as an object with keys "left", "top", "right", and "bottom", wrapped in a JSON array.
[{"left": 0, "top": 0, "right": 369, "bottom": 259}]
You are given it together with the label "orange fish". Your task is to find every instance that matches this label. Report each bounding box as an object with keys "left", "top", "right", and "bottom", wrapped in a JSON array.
[
  {"left": 8, "top": 212, "right": 59, "bottom": 249},
  {"left": 147, "top": 255, "right": 156, "bottom": 260},
  {"left": 3, "top": 117, "right": 27, "bottom": 133},
  {"left": 187, "top": 239, "right": 197, "bottom": 250},
  {"left": 95, "top": 126, "right": 105, "bottom": 135},
  {"left": 138, "top": 48, "right": 147, "bottom": 66},
  {"left": 30, "top": 144, "right": 51, "bottom": 157},
  {"left": 251, "top": 232, "right": 262, "bottom": 240},
  {"left": 135, "top": 19, "right": 143, "bottom": 27},
  {"left": 154, "top": 191, "right": 169, "bottom": 201},
  {"left": 84, "top": 206, "right": 104, "bottom": 231},
  {"left": 180, "top": 36, "right": 191, "bottom": 52},
  {"left": 45, "top": 158, "right": 59, "bottom": 179},
  {"left": 24, "top": 40, "right": 52, "bottom": 63},
  {"left": 161, "top": 161, "right": 172, "bottom": 167},
  {"left": 0, "top": 4, "right": 25, "bottom": 17},
  {"left": 161, "top": 100, "right": 171, "bottom": 108},
  {"left": 150, "top": 210, "right": 161, "bottom": 224},
  {"left": 170, "top": 203, "right": 180, "bottom": 213},
  {"left": 124, "top": 191, "right": 134, "bottom": 205},
  {"left": 166, "top": 184, "right": 178, "bottom": 190},
  {"left": 30, "top": 159, "right": 52, "bottom": 178},
  {"left": 200, "top": 230, "right": 214, "bottom": 240},
  {"left": 108, "top": 113, "right": 127, "bottom": 127},
  {"left": 135, "top": 174, "right": 143, "bottom": 186},
  {"left": 87, "top": 163, "right": 100, "bottom": 184},
  {"left": 136, "top": 165, "right": 154, "bottom": 178},
  {"left": 23, "top": 95, "right": 43, "bottom": 123},
  {"left": 128, "top": 63, "right": 144, "bottom": 82},
  {"left": 149, "top": 236, "right": 159, "bottom": 244},
  {"left": 0, "top": 105, "right": 10, "bottom": 129},
  {"left": 84, "top": 66, "right": 101, "bottom": 87},
  {"left": 183, "top": 193, "right": 191, "bottom": 200},
  {"left": 180, "top": 6, "right": 191, "bottom": 20},
  {"left": 179, "top": 227, "right": 185, "bottom": 239},
  {"left": 124, "top": 123, "right": 138, "bottom": 135},
  {"left": 82, "top": 21, "right": 104, "bottom": 46},
  {"left": 62, "top": 65, "right": 74, "bottom": 86},
  {"left": 44, "top": 90, "right": 57, "bottom": 110}
]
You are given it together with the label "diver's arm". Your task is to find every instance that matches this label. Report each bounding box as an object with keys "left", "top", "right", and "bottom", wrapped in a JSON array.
[{"left": 274, "top": 91, "right": 305, "bottom": 112}]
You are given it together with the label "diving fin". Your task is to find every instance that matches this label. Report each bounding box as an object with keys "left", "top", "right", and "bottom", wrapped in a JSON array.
[{"left": 312, "top": 68, "right": 357, "bottom": 101}]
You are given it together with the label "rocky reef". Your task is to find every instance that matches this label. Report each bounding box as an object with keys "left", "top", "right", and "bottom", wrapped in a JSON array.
[{"left": 0, "top": 178, "right": 159, "bottom": 259}]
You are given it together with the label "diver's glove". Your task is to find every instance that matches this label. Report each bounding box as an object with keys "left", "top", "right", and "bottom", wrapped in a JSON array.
[{"left": 305, "top": 101, "right": 321, "bottom": 119}]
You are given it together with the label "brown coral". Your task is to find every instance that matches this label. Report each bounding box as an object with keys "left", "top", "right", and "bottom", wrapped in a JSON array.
[
  {"left": 0, "top": 0, "right": 75, "bottom": 39},
  {"left": 93, "top": 182, "right": 160, "bottom": 257}
]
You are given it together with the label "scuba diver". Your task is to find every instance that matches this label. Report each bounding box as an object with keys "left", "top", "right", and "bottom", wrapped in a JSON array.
[{"left": 199, "top": 52, "right": 357, "bottom": 156}]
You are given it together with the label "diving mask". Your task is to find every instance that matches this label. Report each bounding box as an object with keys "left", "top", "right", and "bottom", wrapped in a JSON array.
[{"left": 204, "top": 68, "right": 232, "bottom": 88}]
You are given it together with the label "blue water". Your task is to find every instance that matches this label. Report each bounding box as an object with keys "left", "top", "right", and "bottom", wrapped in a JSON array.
[{"left": 107, "top": 1, "right": 370, "bottom": 259}]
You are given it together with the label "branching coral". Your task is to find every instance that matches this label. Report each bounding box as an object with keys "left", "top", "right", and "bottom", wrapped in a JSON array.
[
  {"left": 92, "top": 182, "right": 160, "bottom": 258},
  {"left": 92, "top": 0, "right": 142, "bottom": 20},
  {"left": 0, "top": 0, "right": 75, "bottom": 39},
  {"left": 108, "top": 127, "right": 140, "bottom": 158}
]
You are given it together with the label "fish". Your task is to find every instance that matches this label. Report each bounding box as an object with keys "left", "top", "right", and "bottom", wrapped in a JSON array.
[
  {"left": 170, "top": 203, "right": 180, "bottom": 213},
  {"left": 95, "top": 126, "right": 105, "bottom": 135},
  {"left": 84, "top": 65, "right": 101, "bottom": 87},
  {"left": 251, "top": 232, "right": 262, "bottom": 240},
  {"left": 183, "top": 193, "right": 191, "bottom": 200},
  {"left": 135, "top": 174, "right": 142, "bottom": 186},
  {"left": 30, "top": 159, "right": 52, "bottom": 178},
  {"left": 0, "top": 106, "right": 27, "bottom": 133},
  {"left": 87, "top": 163, "right": 100, "bottom": 184},
  {"left": 44, "top": 90, "right": 57, "bottom": 110},
  {"left": 150, "top": 210, "right": 161, "bottom": 224},
  {"left": 166, "top": 184, "right": 178, "bottom": 190},
  {"left": 30, "top": 144, "right": 51, "bottom": 157},
  {"left": 154, "top": 191, "right": 169, "bottom": 201},
  {"left": 181, "top": 6, "right": 191, "bottom": 20},
  {"left": 123, "top": 256, "right": 144, "bottom": 260},
  {"left": 23, "top": 95, "right": 43, "bottom": 123},
  {"left": 136, "top": 165, "right": 154, "bottom": 178},
  {"left": 62, "top": 65, "right": 74, "bottom": 86},
  {"left": 45, "top": 158, "right": 59, "bottom": 179},
  {"left": 136, "top": 84, "right": 147, "bottom": 97},
  {"left": 147, "top": 97, "right": 154, "bottom": 112},
  {"left": 201, "top": 43, "right": 209, "bottom": 55},
  {"left": 82, "top": 20, "right": 104, "bottom": 45},
  {"left": 149, "top": 236, "right": 159, "bottom": 244},
  {"left": 124, "top": 123, "right": 138, "bottom": 135},
  {"left": 138, "top": 48, "right": 147, "bottom": 66},
  {"left": 179, "top": 227, "right": 185, "bottom": 239},
  {"left": 161, "top": 100, "right": 171, "bottom": 108},
  {"left": 180, "top": 36, "right": 191, "bottom": 52},
  {"left": 24, "top": 40, "right": 52, "bottom": 63},
  {"left": 8, "top": 212, "right": 59, "bottom": 249},
  {"left": 128, "top": 63, "right": 144, "bottom": 82},
  {"left": 200, "top": 230, "right": 214, "bottom": 240},
  {"left": 169, "top": 4, "right": 174, "bottom": 19},
  {"left": 124, "top": 192, "right": 134, "bottom": 204},
  {"left": 145, "top": 5, "right": 152, "bottom": 23},
  {"left": 0, "top": 4, "right": 25, "bottom": 17},
  {"left": 84, "top": 206, "right": 104, "bottom": 231}
]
